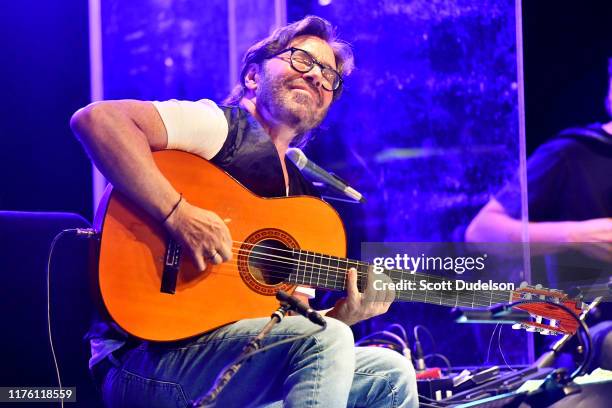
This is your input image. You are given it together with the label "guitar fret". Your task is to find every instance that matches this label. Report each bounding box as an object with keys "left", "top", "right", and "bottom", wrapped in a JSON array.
[
  {"left": 322, "top": 254, "right": 329, "bottom": 288},
  {"left": 315, "top": 252, "right": 321, "bottom": 287},
  {"left": 332, "top": 256, "right": 341, "bottom": 290},
  {"left": 357, "top": 261, "right": 369, "bottom": 292},
  {"left": 336, "top": 257, "right": 343, "bottom": 288},
  {"left": 298, "top": 249, "right": 308, "bottom": 286},
  {"left": 313, "top": 252, "right": 321, "bottom": 287},
  {"left": 309, "top": 251, "right": 317, "bottom": 287},
  {"left": 299, "top": 249, "right": 306, "bottom": 286},
  {"left": 322, "top": 254, "right": 330, "bottom": 289},
  {"left": 289, "top": 248, "right": 297, "bottom": 285},
  {"left": 303, "top": 250, "right": 311, "bottom": 286},
  {"left": 294, "top": 249, "right": 302, "bottom": 285},
  {"left": 296, "top": 249, "right": 304, "bottom": 286},
  {"left": 345, "top": 259, "right": 358, "bottom": 290}
]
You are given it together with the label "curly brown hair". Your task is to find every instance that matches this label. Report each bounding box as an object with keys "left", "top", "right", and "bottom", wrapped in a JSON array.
[{"left": 223, "top": 15, "right": 354, "bottom": 106}]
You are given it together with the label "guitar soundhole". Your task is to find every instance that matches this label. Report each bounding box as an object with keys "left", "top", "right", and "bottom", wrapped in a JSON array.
[{"left": 248, "top": 239, "right": 295, "bottom": 285}]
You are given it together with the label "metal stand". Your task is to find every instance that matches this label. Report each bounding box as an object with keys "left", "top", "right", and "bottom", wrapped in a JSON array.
[{"left": 191, "top": 304, "right": 291, "bottom": 408}]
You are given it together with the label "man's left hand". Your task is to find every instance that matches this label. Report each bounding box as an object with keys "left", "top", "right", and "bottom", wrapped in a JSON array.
[{"left": 325, "top": 267, "right": 395, "bottom": 326}]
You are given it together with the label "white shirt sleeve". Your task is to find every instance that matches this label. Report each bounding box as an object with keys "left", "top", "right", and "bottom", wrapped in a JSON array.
[{"left": 152, "top": 99, "right": 228, "bottom": 160}]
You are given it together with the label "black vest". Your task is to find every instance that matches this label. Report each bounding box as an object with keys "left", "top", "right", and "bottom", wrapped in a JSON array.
[{"left": 211, "top": 106, "right": 320, "bottom": 198}]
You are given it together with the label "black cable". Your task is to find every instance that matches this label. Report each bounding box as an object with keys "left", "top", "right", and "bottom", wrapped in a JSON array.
[
  {"left": 356, "top": 330, "right": 409, "bottom": 354},
  {"left": 386, "top": 323, "right": 409, "bottom": 345},
  {"left": 47, "top": 227, "right": 98, "bottom": 408},
  {"left": 424, "top": 353, "right": 452, "bottom": 372},
  {"left": 414, "top": 324, "right": 436, "bottom": 350}
]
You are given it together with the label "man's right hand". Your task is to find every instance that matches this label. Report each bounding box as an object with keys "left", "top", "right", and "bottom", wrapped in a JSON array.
[{"left": 164, "top": 198, "right": 233, "bottom": 271}]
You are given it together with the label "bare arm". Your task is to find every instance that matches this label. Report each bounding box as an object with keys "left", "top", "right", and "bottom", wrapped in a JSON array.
[
  {"left": 465, "top": 198, "right": 570, "bottom": 243},
  {"left": 70, "top": 100, "right": 232, "bottom": 270},
  {"left": 466, "top": 198, "right": 612, "bottom": 256},
  {"left": 70, "top": 100, "right": 175, "bottom": 220}
]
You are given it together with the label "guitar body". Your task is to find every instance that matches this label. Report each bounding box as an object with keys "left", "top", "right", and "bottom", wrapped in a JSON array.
[{"left": 96, "top": 150, "right": 347, "bottom": 341}]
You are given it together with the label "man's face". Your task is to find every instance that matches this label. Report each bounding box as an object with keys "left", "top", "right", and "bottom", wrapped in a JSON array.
[{"left": 256, "top": 35, "right": 337, "bottom": 134}]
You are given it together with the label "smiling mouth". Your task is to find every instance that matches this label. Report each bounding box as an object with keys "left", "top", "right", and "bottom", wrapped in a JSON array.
[
  {"left": 291, "top": 87, "right": 320, "bottom": 105},
  {"left": 293, "top": 88, "right": 313, "bottom": 97}
]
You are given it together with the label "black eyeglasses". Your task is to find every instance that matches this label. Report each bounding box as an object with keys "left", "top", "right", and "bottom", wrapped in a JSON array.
[{"left": 269, "top": 47, "right": 343, "bottom": 92}]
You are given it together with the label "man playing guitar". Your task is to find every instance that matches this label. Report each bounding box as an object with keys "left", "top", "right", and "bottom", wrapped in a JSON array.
[{"left": 71, "top": 15, "right": 417, "bottom": 408}]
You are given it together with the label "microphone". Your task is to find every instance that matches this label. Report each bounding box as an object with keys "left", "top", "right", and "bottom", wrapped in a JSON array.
[
  {"left": 286, "top": 148, "right": 366, "bottom": 203},
  {"left": 276, "top": 290, "right": 327, "bottom": 327}
]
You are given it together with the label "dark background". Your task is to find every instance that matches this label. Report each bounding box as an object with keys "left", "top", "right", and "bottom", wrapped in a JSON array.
[
  {"left": 522, "top": 0, "right": 612, "bottom": 153},
  {"left": 0, "top": 0, "right": 92, "bottom": 217}
]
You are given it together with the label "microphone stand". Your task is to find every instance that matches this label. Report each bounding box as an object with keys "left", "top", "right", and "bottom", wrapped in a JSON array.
[{"left": 191, "top": 303, "right": 291, "bottom": 408}]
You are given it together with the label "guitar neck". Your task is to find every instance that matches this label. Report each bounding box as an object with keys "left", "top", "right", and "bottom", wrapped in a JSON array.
[{"left": 286, "top": 249, "right": 513, "bottom": 309}]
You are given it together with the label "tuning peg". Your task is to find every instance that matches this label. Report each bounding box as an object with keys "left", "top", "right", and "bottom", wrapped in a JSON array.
[{"left": 549, "top": 289, "right": 563, "bottom": 294}]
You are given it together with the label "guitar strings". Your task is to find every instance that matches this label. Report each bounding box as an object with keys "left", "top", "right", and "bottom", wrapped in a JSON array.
[
  {"left": 229, "top": 240, "right": 517, "bottom": 293},
  {"left": 230, "top": 240, "right": 371, "bottom": 274},
  {"left": 222, "top": 241, "right": 574, "bottom": 314},
  {"left": 213, "top": 260, "right": 575, "bottom": 324},
  {"left": 200, "top": 260, "right": 575, "bottom": 314},
  {"left": 202, "top": 246, "right": 518, "bottom": 305},
  {"left": 227, "top": 245, "right": 509, "bottom": 297},
  {"left": 227, "top": 240, "right": 528, "bottom": 302},
  {"left": 173, "top": 257, "right": 578, "bottom": 318},
  {"left": 221, "top": 249, "right": 581, "bottom": 324},
  {"left": 206, "top": 264, "right": 513, "bottom": 308},
  {"left": 227, "top": 243, "right": 519, "bottom": 303},
  {"left": 154, "top": 238, "right": 575, "bottom": 327},
  {"left": 166, "top": 239, "right": 571, "bottom": 314}
]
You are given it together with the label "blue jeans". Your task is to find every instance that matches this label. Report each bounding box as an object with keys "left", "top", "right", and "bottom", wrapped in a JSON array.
[{"left": 99, "top": 316, "right": 418, "bottom": 407}]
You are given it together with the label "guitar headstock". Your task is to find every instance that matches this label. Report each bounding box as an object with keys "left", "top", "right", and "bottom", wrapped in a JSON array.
[{"left": 510, "top": 283, "right": 586, "bottom": 336}]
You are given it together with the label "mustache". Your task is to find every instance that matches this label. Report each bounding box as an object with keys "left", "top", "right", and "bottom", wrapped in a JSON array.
[{"left": 286, "top": 79, "right": 322, "bottom": 106}]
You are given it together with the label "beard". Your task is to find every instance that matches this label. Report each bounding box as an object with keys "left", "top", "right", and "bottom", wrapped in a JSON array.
[{"left": 256, "top": 70, "right": 328, "bottom": 134}]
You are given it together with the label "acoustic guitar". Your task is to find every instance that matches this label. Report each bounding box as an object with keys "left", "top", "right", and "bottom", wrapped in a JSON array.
[{"left": 95, "top": 150, "right": 584, "bottom": 341}]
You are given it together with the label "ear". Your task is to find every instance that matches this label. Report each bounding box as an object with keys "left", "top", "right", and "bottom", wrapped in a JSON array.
[{"left": 243, "top": 63, "right": 261, "bottom": 92}]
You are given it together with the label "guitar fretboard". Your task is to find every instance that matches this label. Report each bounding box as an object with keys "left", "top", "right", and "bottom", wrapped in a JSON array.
[{"left": 283, "top": 248, "right": 513, "bottom": 309}]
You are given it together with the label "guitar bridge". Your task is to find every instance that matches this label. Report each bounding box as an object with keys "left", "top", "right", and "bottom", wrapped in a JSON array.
[{"left": 161, "top": 239, "right": 182, "bottom": 294}]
